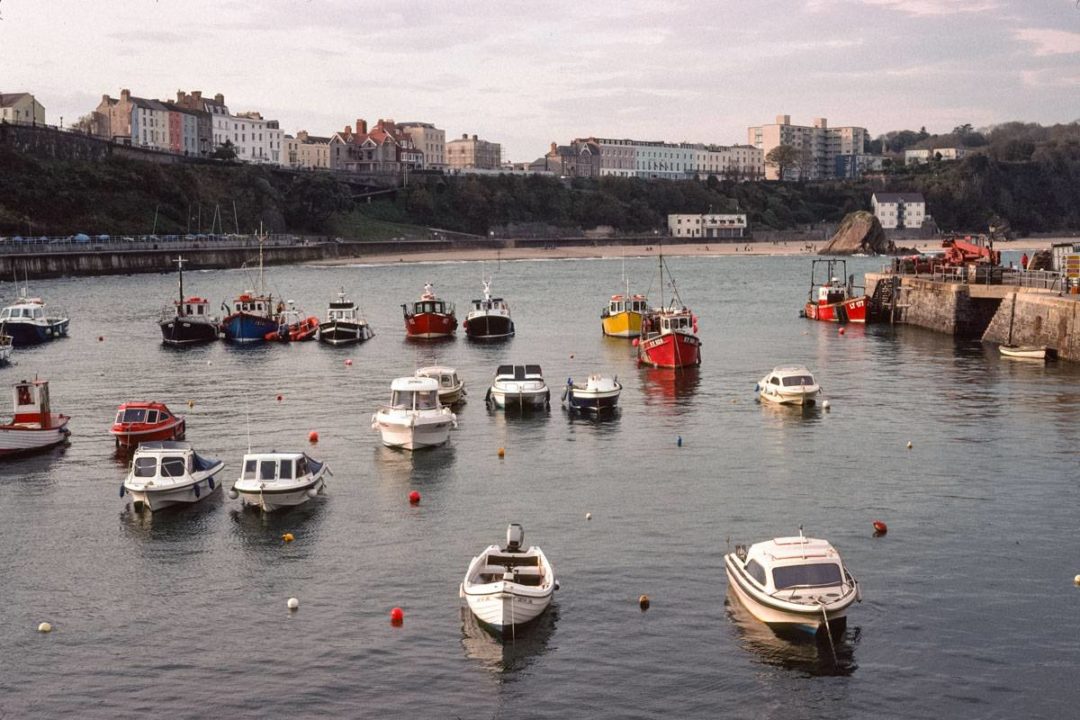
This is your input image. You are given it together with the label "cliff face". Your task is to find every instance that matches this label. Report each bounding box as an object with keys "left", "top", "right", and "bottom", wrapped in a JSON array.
[{"left": 820, "top": 211, "right": 888, "bottom": 255}]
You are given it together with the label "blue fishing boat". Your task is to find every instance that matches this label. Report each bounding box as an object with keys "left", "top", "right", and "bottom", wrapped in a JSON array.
[
  {"left": 221, "top": 232, "right": 277, "bottom": 343},
  {"left": 0, "top": 298, "right": 69, "bottom": 346}
]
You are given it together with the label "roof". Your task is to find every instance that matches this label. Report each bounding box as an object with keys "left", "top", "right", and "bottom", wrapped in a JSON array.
[
  {"left": 770, "top": 365, "right": 813, "bottom": 376},
  {"left": 873, "top": 192, "right": 925, "bottom": 204},
  {"left": 0, "top": 93, "right": 32, "bottom": 108},
  {"left": 116, "top": 401, "right": 174, "bottom": 410},
  {"left": 416, "top": 366, "right": 456, "bottom": 376},
  {"left": 242, "top": 452, "right": 308, "bottom": 461},
  {"left": 391, "top": 376, "right": 439, "bottom": 392},
  {"left": 135, "top": 441, "right": 194, "bottom": 453},
  {"left": 130, "top": 97, "right": 170, "bottom": 112},
  {"left": 754, "top": 536, "right": 839, "bottom": 563}
]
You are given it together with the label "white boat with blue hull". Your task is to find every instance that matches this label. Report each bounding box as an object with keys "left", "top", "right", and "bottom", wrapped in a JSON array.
[
  {"left": 121, "top": 441, "right": 225, "bottom": 512},
  {"left": 229, "top": 451, "right": 330, "bottom": 512},
  {"left": 461, "top": 524, "right": 557, "bottom": 635},
  {"left": 0, "top": 298, "right": 69, "bottom": 346},
  {"left": 562, "top": 374, "right": 621, "bottom": 413},
  {"left": 724, "top": 531, "right": 860, "bottom": 638}
]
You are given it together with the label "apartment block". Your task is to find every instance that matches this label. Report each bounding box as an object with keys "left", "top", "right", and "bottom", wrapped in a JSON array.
[
  {"left": 284, "top": 130, "right": 331, "bottom": 169},
  {"left": 447, "top": 133, "right": 501, "bottom": 170},
  {"left": 747, "top": 114, "right": 868, "bottom": 180},
  {"left": 872, "top": 192, "right": 926, "bottom": 230},
  {"left": 398, "top": 122, "right": 446, "bottom": 169}
]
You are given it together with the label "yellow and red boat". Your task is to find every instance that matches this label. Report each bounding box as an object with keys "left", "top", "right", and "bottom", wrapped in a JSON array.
[{"left": 601, "top": 285, "right": 649, "bottom": 338}]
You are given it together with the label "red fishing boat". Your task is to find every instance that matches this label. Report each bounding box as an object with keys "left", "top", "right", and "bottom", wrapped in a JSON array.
[
  {"left": 403, "top": 283, "right": 457, "bottom": 338},
  {"left": 802, "top": 259, "right": 869, "bottom": 324},
  {"left": 0, "top": 379, "right": 70, "bottom": 456},
  {"left": 635, "top": 252, "right": 701, "bottom": 369},
  {"left": 109, "top": 401, "right": 186, "bottom": 449}
]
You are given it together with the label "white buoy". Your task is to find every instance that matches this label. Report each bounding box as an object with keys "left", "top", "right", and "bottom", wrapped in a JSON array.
[
  {"left": 1074, "top": 574, "right": 1080, "bottom": 586},
  {"left": 38, "top": 622, "right": 52, "bottom": 633},
  {"left": 287, "top": 597, "right": 299, "bottom": 610},
  {"left": 823, "top": 400, "right": 831, "bottom": 410},
  {"left": 585, "top": 512, "right": 592, "bottom": 520},
  {"left": 227, "top": 489, "right": 238, "bottom": 500},
  {"left": 907, "top": 441, "right": 913, "bottom": 449}
]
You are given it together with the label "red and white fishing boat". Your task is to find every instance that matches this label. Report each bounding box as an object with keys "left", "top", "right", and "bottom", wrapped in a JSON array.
[
  {"left": 265, "top": 301, "right": 320, "bottom": 342},
  {"left": 109, "top": 401, "right": 186, "bottom": 449},
  {"left": 802, "top": 259, "right": 869, "bottom": 324},
  {"left": 636, "top": 253, "right": 701, "bottom": 369},
  {"left": 403, "top": 283, "right": 457, "bottom": 339},
  {"left": 0, "top": 378, "right": 70, "bottom": 456}
]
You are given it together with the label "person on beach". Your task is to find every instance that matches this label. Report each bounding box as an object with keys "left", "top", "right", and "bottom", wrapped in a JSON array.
[{"left": 1021, "top": 253, "right": 1029, "bottom": 270}]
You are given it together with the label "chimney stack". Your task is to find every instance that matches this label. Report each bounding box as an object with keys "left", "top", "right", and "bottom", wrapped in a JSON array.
[
  {"left": 472, "top": 134, "right": 478, "bottom": 141},
  {"left": 356, "top": 119, "right": 367, "bottom": 134},
  {"left": 121, "top": 89, "right": 131, "bottom": 102},
  {"left": 776, "top": 114, "right": 790, "bottom": 125},
  {"left": 193, "top": 91, "right": 202, "bottom": 102},
  {"left": 550, "top": 142, "right": 557, "bottom": 154},
  {"left": 214, "top": 93, "right": 224, "bottom": 104}
]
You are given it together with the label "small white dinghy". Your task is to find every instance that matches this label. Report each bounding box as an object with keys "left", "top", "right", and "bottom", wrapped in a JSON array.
[
  {"left": 415, "top": 366, "right": 466, "bottom": 406},
  {"left": 757, "top": 366, "right": 821, "bottom": 406},
  {"left": 372, "top": 376, "right": 457, "bottom": 450},
  {"left": 228, "top": 452, "right": 330, "bottom": 511},
  {"left": 121, "top": 441, "right": 225, "bottom": 511},
  {"left": 461, "top": 523, "right": 557, "bottom": 635},
  {"left": 562, "top": 374, "right": 622, "bottom": 414},
  {"left": 724, "top": 530, "right": 860, "bottom": 637},
  {"left": 999, "top": 345, "right": 1048, "bottom": 360}
]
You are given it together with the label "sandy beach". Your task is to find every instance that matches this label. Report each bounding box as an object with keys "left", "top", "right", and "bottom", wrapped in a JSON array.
[{"left": 311, "top": 237, "right": 1063, "bottom": 267}]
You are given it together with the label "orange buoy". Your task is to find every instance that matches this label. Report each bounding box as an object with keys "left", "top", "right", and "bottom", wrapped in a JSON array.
[
  {"left": 390, "top": 607, "right": 404, "bottom": 624},
  {"left": 873, "top": 520, "right": 888, "bottom": 536},
  {"left": 409, "top": 490, "right": 421, "bottom": 505},
  {"left": 282, "top": 532, "right": 295, "bottom": 543},
  {"left": 497, "top": 447, "right": 505, "bottom": 458},
  {"left": 308, "top": 430, "right": 319, "bottom": 444},
  {"left": 276, "top": 394, "right": 283, "bottom": 402}
]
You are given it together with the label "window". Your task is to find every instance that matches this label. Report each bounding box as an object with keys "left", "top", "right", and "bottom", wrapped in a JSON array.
[
  {"left": 161, "top": 456, "right": 186, "bottom": 477},
  {"left": 772, "top": 563, "right": 842, "bottom": 590},
  {"left": 745, "top": 559, "right": 767, "bottom": 586},
  {"left": 279, "top": 460, "right": 294, "bottom": 480},
  {"left": 781, "top": 375, "right": 814, "bottom": 387},
  {"left": 259, "top": 460, "right": 277, "bottom": 480},
  {"left": 133, "top": 457, "right": 157, "bottom": 477},
  {"left": 121, "top": 408, "right": 148, "bottom": 423},
  {"left": 243, "top": 459, "right": 257, "bottom": 480}
]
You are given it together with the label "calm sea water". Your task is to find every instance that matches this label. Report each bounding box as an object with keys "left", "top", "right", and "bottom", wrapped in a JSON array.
[{"left": 1, "top": 250, "right": 1077, "bottom": 719}]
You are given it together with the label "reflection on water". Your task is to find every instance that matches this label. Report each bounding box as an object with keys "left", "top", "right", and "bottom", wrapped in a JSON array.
[
  {"left": 724, "top": 588, "right": 858, "bottom": 677},
  {"left": 120, "top": 490, "right": 225, "bottom": 541},
  {"left": 756, "top": 398, "right": 826, "bottom": 428},
  {"left": 371, "top": 443, "right": 457, "bottom": 484},
  {"left": 639, "top": 365, "right": 700, "bottom": 408},
  {"left": 460, "top": 604, "right": 558, "bottom": 678},
  {"left": 227, "top": 498, "right": 327, "bottom": 551}
]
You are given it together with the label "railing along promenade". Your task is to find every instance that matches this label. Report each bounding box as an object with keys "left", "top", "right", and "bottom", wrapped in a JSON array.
[
  {"left": 0, "top": 233, "right": 327, "bottom": 256},
  {"left": 881, "top": 259, "right": 1072, "bottom": 295}
]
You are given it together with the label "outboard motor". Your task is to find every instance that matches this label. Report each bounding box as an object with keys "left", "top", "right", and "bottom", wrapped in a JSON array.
[{"left": 505, "top": 523, "right": 524, "bottom": 553}]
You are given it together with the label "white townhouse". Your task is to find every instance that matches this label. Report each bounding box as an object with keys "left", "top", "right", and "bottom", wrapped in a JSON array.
[{"left": 872, "top": 192, "right": 926, "bottom": 230}]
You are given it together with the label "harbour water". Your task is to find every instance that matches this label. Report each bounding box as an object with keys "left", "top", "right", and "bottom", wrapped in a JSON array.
[{"left": 1, "top": 252, "right": 1078, "bottom": 718}]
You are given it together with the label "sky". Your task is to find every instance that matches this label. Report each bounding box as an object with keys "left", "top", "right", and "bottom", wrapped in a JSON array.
[{"left": 2, "top": 0, "right": 1079, "bottom": 161}]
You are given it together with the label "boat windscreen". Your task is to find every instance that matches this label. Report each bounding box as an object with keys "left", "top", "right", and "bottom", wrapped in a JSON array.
[
  {"left": 772, "top": 563, "right": 842, "bottom": 590},
  {"left": 259, "top": 460, "right": 277, "bottom": 480},
  {"left": 781, "top": 375, "right": 815, "bottom": 387},
  {"left": 525, "top": 364, "right": 542, "bottom": 376},
  {"left": 160, "top": 456, "right": 187, "bottom": 477},
  {"left": 242, "top": 459, "right": 257, "bottom": 480},
  {"left": 121, "top": 408, "right": 148, "bottom": 423},
  {"left": 133, "top": 457, "right": 157, "bottom": 477}
]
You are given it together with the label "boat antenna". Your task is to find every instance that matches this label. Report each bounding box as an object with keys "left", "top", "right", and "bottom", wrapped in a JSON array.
[{"left": 174, "top": 256, "right": 186, "bottom": 307}]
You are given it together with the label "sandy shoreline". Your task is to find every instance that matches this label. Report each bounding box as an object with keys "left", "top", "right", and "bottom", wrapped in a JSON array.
[{"left": 310, "top": 237, "right": 1063, "bottom": 267}]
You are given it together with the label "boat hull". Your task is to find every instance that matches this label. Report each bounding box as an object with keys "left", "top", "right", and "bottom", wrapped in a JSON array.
[
  {"left": 373, "top": 416, "right": 454, "bottom": 450},
  {"left": 159, "top": 318, "right": 219, "bottom": 346},
  {"left": 758, "top": 388, "right": 820, "bottom": 406},
  {"left": 1000, "top": 345, "right": 1047, "bottom": 360},
  {"left": 4, "top": 319, "right": 69, "bottom": 346},
  {"left": 724, "top": 555, "right": 854, "bottom": 635},
  {"left": 803, "top": 297, "right": 868, "bottom": 324},
  {"left": 464, "top": 586, "right": 553, "bottom": 632},
  {"left": 638, "top": 332, "right": 701, "bottom": 368},
  {"left": 602, "top": 311, "right": 643, "bottom": 338},
  {"left": 318, "top": 320, "right": 374, "bottom": 346},
  {"left": 0, "top": 415, "right": 70, "bottom": 456},
  {"left": 126, "top": 470, "right": 224, "bottom": 512},
  {"left": 489, "top": 388, "right": 550, "bottom": 409},
  {"left": 111, "top": 418, "right": 186, "bottom": 449},
  {"left": 222, "top": 312, "right": 277, "bottom": 343},
  {"left": 234, "top": 475, "right": 326, "bottom": 512},
  {"left": 564, "top": 388, "right": 621, "bottom": 413},
  {"left": 465, "top": 314, "right": 515, "bottom": 339},
  {"left": 405, "top": 312, "right": 456, "bottom": 338}
]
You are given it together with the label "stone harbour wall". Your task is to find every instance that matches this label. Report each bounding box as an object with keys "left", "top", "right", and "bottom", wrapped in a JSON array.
[{"left": 982, "top": 291, "right": 1080, "bottom": 361}]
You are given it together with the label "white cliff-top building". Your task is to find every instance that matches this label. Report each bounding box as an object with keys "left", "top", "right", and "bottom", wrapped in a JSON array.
[
  {"left": 668, "top": 213, "right": 748, "bottom": 239},
  {"left": 872, "top": 192, "right": 926, "bottom": 230}
]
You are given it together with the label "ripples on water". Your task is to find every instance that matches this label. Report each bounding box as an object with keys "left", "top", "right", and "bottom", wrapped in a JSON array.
[{"left": 0, "top": 253, "right": 1078, "bottom": 718}]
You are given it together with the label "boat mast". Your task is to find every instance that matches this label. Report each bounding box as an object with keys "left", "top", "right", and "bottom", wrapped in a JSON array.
[
  {"left": 258, "top": 223, "right": 265, "bottom": 296},
  {"left": 174, "top": 256, "right": 185, "bottom": 307}
]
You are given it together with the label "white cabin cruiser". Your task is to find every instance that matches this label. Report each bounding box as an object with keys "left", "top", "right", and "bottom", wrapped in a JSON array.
[
  {"left": 757, "top": 366, "right": 821, "bottom": 406},
  {"left": 415, "top": 366, "right": 466, "bottom": 406},
  {"left": 724, "top": 531, "right": 860, "bottom": 636},
  {"left": 461, "top": 524, "right": 557, "bottom": 635},
  {"left": 228, "top": 451, "right": 330, "bottom": 511},
  {"left": 0, "top": 297, "right": 69, "bottom": 346},
  {"left": 562, "top": 374, "right": 622, "bottom": 414},
  {"left": 486, "top": 364, "right": 550, "bottom": 410},
  {"left": 121, "top": 441, "right": 225, "bottom": 511},
  {"left": 371, "top": 376, "right": 457, "bottom": 450}
]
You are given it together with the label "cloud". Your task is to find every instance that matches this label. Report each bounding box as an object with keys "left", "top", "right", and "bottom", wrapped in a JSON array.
[
  {"left": 856, "top": 0, "right": 1000, "bottom": 16},
  {"left": 1014, "top": 28, "right": 1080, "bottom": 56},
  {"left": 1021, "top": 68, "right": 1080, "bottom": 88}
]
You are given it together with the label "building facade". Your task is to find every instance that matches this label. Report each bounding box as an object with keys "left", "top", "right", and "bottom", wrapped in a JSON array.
[
  {"left": 447, "top": 133, "right": 501, "bottom": 170},
  {"left": 130, "top": 97, "right": 172, "bottom": 151},
  {"left": 284, "top": 130, "right": 331, "bottom": 169},
  {"left": 748, "top": 115, "right": 868, "bottom": 180},
  {"left": 668, "top": 213, "right": 748, "bottom": 239},
  {"left": 835, "top": 153, "right": 886, "bottom": 179},
  {"left": 0, "top": 93, "right": 46, "bottom": 125},
  {"left": 397, "top": 122, "right": 446, "bottom": 169},
  {"left": 545, "top": 140, "right": 602, "bottom": 177},
  {"left": 93, "top": 89, "right": 138, "bottom": 142},
  {"left": 872, "top": 192, "right": 926, "bottom": 230},
  {"left": 329, "top": 118, "right": 418, "bottom": 173},
  {"left": 906, "top": 147, "right": 967, "bottom": 165}
]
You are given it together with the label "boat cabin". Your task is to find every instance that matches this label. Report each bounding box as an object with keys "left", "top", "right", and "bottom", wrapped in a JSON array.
[
  {"left": 131, "top": 442, "right": 199, "bottom": 479},
  {"left": 817, "top": 278, "right": 848, "bottom": 305},
  {"left": 416, "top": 367, "right": 461, "bottom": 392},
  {"left": 736, "top": 536, "right": 846, "bottom": 594},
  {"left": 410, "top": 298, "right": 452, "bottom": 316},
  {"left": 495, "top": 364, "right": 544, "bottom": 381},
  {"left": 470, "top": 297, "right": 508, "bottom": 313},
  {"left": 327, "top": 300, "right": 358, "bottom": 321},
  {"left": 240, "top": 453, "right": 312, "bottom": 482},
  {"left": 232, "top": 294, "right": 270, "bottom": 315},
  {"left": 764, "top": 366, "right": 817, "bottom": 388},
  {"left": 608, "top": 294, "right": 648, "bottom": 315},
  {"left": 387, "top": 377, "right": 442, "bottom": 410},
  {"left": 175, "top": 297, "right": 210, "bottom": 318},
  {"left": 114, "top": 402, "right": 175, "bottom": 427},
  {"left": 1, "top": 303, "right": 47, "bottom": 323},
  {"left": 12, "top": 379, "right": 52, "bottom": 426}
]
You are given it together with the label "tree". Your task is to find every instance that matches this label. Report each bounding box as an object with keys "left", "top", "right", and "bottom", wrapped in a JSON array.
[
  {"left": 212, "top": 140, "right": 238, "bottom": 161},
  {"left": 71, "top": 113, "right": 96, "bottom": 135},
  {"left": 765, "top": 145, "right": 800, "bottom": 181}
]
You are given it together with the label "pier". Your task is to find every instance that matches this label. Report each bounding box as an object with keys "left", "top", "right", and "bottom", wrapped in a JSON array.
[{"left": 866, "top": 268, "right": 1080, "bottom": 362}]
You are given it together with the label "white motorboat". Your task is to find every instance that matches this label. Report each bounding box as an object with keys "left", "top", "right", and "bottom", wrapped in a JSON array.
[
  {"left": 999, "top": 345, "right": 1048, "bottom": 360},
  {"left": 415, "top": 366, "right": 466, "bottom": 406},
  {"left": 228, "top": 451, "right": 330, "bottom": 511},
  {"left": 757, "top": 366, "right": 821, "bottom": 406},
  {"left": 562, "top": 374, "right": 622, "bottom": 414},
  {"left": 463, "top": 277, "right": 515, "bottom": 339},
  {"left": 486, "top": 364, "right": 550, "bottom": 410},
  {"left": 318, "top": 289, "right": 374, "bottom": 346},
  {"left": 724, "top": 530, "right": 860, "bottom": 637},
  {"left": 0, "top": 297, "right": 69, "bottom": 346},
  {"left": 460, "top": 524, "right": 557, "bottom": 635},
  {"left": 0, "top": 378, "right": 70, "bottom": 457},
  {"left": 121, "top": 441, "right": 225, "bottom": 511},
  {"left": 371, "top": 376, "right": 457, "bottom": 450}
]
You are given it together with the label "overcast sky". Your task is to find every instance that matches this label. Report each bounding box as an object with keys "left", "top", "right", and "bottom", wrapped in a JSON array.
[{"left": 2, "top": 0, "right": 1079, "bottom": 160}]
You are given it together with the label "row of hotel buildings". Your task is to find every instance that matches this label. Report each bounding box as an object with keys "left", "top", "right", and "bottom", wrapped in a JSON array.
[{"left": 8, "top": 89, "right": 970, "bottom": 183}]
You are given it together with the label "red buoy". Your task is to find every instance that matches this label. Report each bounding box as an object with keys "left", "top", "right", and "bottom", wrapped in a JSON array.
[
  {"left": 344, "top": 358, "right": 353, "bottom": 367},
  {"left": 409, "top": 490, "right": 421, "bottom": 505},
  {"left": 308, "top": 430, "right": 319, "bottom": 444},
  {"left": 276, "top": 394, "right": 283, "bottom": 402},
  {"left": 390, "top": 607, "right": 404, "bottom": 624},
  {"left": 838, "top": 327, "right": 846, "bottom": 336},
  {"left": 873, "top": 520, "right": 888, "bottom": 535}
]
